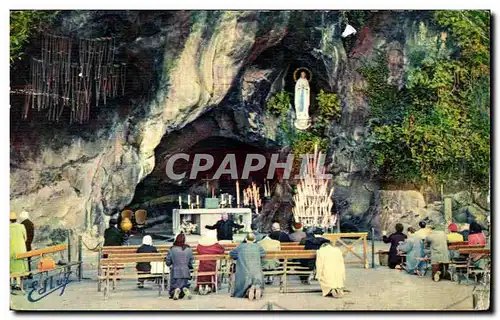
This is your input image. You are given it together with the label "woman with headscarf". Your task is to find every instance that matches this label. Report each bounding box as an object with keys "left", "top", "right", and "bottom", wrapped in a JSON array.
[
  {"left": 316, "top": 241, "right": 346, "bottom": 298},
  {"left": 196, "top": 229, "right": 224, "bottom": 295},
  {"left": 166, "top": 233, "right": 194, "bottom": 300},
  {"left": 446, "top": 223, "right": 464, "bottom": 243},
  {"left": 10, "top": 212, "right": 28, "bottom": 291},
  {"left": 382, "top": 223, "right": 407, "bottom": 269},
  {"left": 136, "top": 235, "right": 158, "bottom": 288},
  {"left": 468, "top": 222, "right": 487, "bottom": 266},
  {"left": 229, "top": 233, "right": 266, "bottom": 300}
]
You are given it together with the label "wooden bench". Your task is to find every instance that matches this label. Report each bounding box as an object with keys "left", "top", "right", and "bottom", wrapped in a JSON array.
[
  {"left": 99, "top": 250, "right": 319, "bottom": 298},
  {"left": 99, "top": 254, "right": 168, "bottom": 298},
  {"left": 97, "top": 242, "right": 304, "bottom": 291},
  {"left": 445, "top": 248, "right": 490, "bottom": 283},
  {"left": 11, "top": 244, "right": 81, "bottom": 294}
]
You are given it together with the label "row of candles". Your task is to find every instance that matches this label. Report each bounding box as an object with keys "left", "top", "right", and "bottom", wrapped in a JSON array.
[{"left": 178, "top": 180, "right": 272, "bottom": 210}]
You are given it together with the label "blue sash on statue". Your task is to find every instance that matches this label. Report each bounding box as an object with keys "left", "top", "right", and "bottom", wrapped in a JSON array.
[{"left": 300, "top": 89, "right": 304, "bottom": 112}]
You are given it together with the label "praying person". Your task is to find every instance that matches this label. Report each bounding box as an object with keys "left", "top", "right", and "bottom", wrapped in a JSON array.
[
  {"left": 196, "top": 230, "right": 224, "bottom": 295},
  {"left": 269, "top": 222, "right": 291, "bottom": 242},
  {"left": 426, "top": 226, "right": 450, "bottom": 282},
  {"left": 468, "top": 222, "right": 487, "bottom": 267},
  {"left": 414, "top": 220, "right": 431, "bottom": 240},
  {"left": 103, "top": 218, "right": 125, "bottom": 247},
  {"left": 229, "top": 233, "right": 266, "bottom": 301},
  {"left": 258, "top": 234, "right": 281, "bottom": 285},
  {"left": 136, "top": 235, "right": 158, "bottom": 288},
  {"left": 398, "top": 227, "right": 425, "bottom": 276},
  {"left": 446, "top": 223, "right": 464, "bottom": 243},
  {"left": 166, "top": 233, "right": 194, "bottom": 300},
  {"left": 298, "top": 228, "right": 330, "bottom": 284},
  {"left": 459, "top": 223, "right": 470, "bottom": 241},
  {"left": 205, "top": 213, "right": 244, "bottom": 241},
  {"left": 19, "top": 211, "right": 34, "bottom": 277},
  {"left": 315, "top": 241, "right": 345, "bottom": 298},
  {"left": 289, "top": 222, "right": 306, "bottom": 242},
  {"left": 382, "top": 223, "right": 407, "bottom": 269},
  {"left": 10, "top": 212, "right": 28, "bottom": 291}
]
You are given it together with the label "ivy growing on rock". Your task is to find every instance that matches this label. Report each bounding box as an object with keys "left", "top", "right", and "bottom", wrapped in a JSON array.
[
  {"left": 360, "top": 11, "right": 490, "bottom": 191},
  {"left": 266, "top": 91, "right": 291, "bottom": 117}
]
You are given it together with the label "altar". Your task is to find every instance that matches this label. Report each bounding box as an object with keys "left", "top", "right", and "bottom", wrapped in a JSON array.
[{"left": 172, "top": 208, "right": 253, "bottom": 236}]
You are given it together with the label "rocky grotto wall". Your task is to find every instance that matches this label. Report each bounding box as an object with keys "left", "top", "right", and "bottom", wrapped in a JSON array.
[{"left": 10, "top": 10, "right": 489, "bottom": 246}]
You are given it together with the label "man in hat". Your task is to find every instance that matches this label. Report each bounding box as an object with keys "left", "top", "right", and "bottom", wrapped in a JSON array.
[
  {"left": 446, "top": 223, "right": 464, "bottom": 243},
  {"left": 289, "top": 222, "right": 306, "bottom": 243},
  {"left": 10, "top": 212, "right": 28, "bottom": 290},
  {"left": 19, "top": 211, "right": 34, "bottom": 276},
  {"left": 230, "top": 233, "right": 266, "bottom": 300},
  {"left": 205, "top": 213, "right": 244, "bottom": 241},
  {"left": 103, "top": 218, "right": 125, "bottom": 247}
]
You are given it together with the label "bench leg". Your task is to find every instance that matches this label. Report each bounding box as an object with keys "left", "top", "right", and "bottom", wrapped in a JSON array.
[{"left": 214, "top": 274, "right": 217, "bottom": 294}]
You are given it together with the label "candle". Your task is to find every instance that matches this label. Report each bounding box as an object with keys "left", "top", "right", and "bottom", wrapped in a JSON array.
[
  {"left": 196, "top": 195, "right": 200, "bottom": 207},
  {"left": 179, "top": 195, "right": 182, "bottom": 208},
  {"left": 236, "top": 180, "right": 240, "bottom": 207},
  {"left": 229, "top": 195, "right": 232, "bottom": 207},
  {"left": 212, "top": 187, "right": 215, "bottom": 198},
  {"left": 188, "top": 195, "right": 191, "bottom": 207}
]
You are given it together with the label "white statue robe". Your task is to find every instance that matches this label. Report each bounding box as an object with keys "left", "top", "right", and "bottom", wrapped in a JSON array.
[{"left": 295, "top": 78, "right": 310, "bottom": 120}]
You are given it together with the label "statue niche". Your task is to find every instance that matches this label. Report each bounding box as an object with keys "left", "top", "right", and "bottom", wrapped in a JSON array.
[{"left": 293, "top": 67, "right": 312, "bottom": 130}]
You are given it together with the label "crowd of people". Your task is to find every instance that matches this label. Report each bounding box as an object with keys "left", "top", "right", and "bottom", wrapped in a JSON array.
[
  {"left": 382, "top": 220, "right": 487, "bottom": 281},
  {"left": 110, "top": 214, "right": 347, "bottom": 301}
]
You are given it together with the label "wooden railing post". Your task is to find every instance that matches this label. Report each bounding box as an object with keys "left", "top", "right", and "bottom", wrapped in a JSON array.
[{"left": 78, "top": 235, "right": 83, "bottom": 280}]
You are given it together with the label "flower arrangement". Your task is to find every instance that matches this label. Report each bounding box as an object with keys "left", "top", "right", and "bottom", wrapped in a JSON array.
[{"left": 180, "top": 220, "right": 197, "bottom": 235}]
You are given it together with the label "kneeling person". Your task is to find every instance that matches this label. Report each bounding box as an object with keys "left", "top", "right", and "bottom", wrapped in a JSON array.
[{"left": 230, "top": 233, "right": 266, "bottom": 301}]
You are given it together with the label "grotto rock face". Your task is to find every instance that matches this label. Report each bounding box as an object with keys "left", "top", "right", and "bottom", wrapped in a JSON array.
[{"left": 11, "top": 10, "right": 473, "bottom": 243}]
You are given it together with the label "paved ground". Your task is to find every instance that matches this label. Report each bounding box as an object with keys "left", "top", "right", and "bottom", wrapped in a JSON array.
[
  {"left": 10, "top": 240, "right": 480, "bottom": 311},
  {"left": 10, "top": 266, "right": 475, "bottom": 311}
]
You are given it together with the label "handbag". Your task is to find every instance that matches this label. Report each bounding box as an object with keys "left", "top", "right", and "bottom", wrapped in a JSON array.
[{"left": 37, "top": 256, "right": 56, "bottom": 272}]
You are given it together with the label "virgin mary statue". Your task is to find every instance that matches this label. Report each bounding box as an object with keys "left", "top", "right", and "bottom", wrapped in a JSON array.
[{"left": 294, "top": 68, "right": 311, "bottom": 130}]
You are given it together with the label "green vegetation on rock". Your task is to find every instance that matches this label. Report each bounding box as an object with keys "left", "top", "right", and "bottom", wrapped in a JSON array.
[
  {"left": 360, "top": 11, "right": 490, "bottom": 190},
  {"left": 266, "top": 91, "right": 291, "bottom": 117}
]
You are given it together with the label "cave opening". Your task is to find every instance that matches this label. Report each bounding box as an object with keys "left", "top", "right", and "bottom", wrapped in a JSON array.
[{"left": 127, "top": 131, "right": 279, "bottom": 236}]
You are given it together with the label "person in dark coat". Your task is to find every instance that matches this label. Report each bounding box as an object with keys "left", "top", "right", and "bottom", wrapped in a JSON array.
[
  {"left": 298, "top": 228, "right": 331, "bottom": 283},
  {"left": 136, "top": 235, "right": 158, "bottom": 288},
  {"left": 382, "top": 223, "right": 407, "bottom": 269},
  {"left": 19, "top": 211, "right": 34, "bottom": 276},
  {"left": 205, "top": 213, "right": 244, "bottom": 241},
  {"left": 103, "top": 218, "right": 125, "bottom": 247},
  {"left": 269, "top": 222, "right": 292, "bottom": 242},
  {"left": 166, "top": 233, "right": 194, "bottom": 300}
]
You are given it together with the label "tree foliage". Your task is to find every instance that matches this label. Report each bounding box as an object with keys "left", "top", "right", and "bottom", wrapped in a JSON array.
[
  {"left": 10, "top": 10, "right": 58, "bottom": 63},
  {"left": 361, "top": 11, "right": 490, "bottom": 190}
]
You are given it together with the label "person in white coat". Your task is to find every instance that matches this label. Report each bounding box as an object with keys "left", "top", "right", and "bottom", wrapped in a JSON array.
[{"left": 315, "top": 241, "right": 346, "bottom": 298}]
